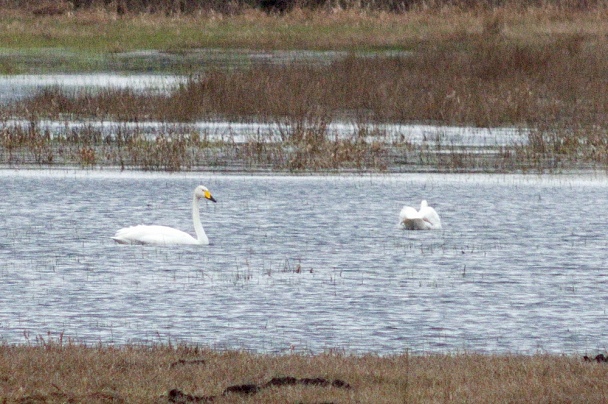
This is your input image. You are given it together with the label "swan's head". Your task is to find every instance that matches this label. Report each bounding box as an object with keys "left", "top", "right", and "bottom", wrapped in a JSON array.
[{"left": 194, "top": 185, "right": 217, "bottom": 203}]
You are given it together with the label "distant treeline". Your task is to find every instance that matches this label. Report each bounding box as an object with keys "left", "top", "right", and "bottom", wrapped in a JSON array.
[{"left": 2, "top": 0, "right": 603, "bottom": 15}]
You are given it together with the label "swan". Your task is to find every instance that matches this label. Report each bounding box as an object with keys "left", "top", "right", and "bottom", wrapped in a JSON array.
[
  {"left": 112, "top": 185, "right": 217, "bottom": 245},
  {"left": 399, "top": 200, "right": 442, "bottom": 230}
]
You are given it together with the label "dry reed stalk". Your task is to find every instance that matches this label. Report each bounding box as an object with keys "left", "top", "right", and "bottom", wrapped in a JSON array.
[
  {"left": 4, "top": 5, "right": 608, "bottom": 171},
  {"left": 12, "top": 38, "right": 608, "bottom": 128},
  {"left": 0, "top": 122, "right": 601, "bottom": 173}
]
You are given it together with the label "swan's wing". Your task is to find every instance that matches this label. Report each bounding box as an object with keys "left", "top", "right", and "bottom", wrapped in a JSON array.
[
  {"left": 399, "top": 206, "right": 420, "bottom": 221},
  {"left": 112, "top": 225, "right": 198, "bottom": 245},
  {"left": 399, "top": 206, "right": 429, "bottom": 230},
  {"left": 419, "top": 205, "right": 442, "bottom": 230}
]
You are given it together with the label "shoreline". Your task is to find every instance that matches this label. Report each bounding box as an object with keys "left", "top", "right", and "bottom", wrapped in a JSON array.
[{"left": 1, "top": 342, "right": 605, "bottom": 403}]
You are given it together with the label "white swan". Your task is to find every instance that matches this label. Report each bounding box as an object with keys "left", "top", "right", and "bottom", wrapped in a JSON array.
[
  {"left": 112, "top": 185, "right": 217, "bottom": 245},
  {"left": 399, "top": 200, "right": 442, "bottom": 230}
]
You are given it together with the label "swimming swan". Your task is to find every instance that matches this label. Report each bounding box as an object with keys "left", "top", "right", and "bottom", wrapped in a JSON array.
[
  {"left": 399, "top": 200, "right": 442, "bottom": 230},
  {"left": 112, "top": 185, "right": 217, "bottom": 245}
]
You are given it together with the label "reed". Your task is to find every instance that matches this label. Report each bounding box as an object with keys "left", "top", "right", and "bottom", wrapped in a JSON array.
[
  {"left": 2, "top": 119, "right": 599, "bottom": 173},
  {"left": 6, "top": 37, "right": 608, "bottom": 172},
  {"left": 0, "top": 121, "right": 392, "bottom": 172},
  {"left": 0, "top": 339, "right": 606, "bottom": 403},
  {"left": 3, "top": 4, "right": 608, "bottom": 172},
  {"left": 13, "top": 35, "right": 608, "bottom": 127}
]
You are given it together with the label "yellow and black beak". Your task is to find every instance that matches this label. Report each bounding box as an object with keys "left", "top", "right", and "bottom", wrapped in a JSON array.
[{"left": 204, "top": 190, "right": 217, "bottom": 203}]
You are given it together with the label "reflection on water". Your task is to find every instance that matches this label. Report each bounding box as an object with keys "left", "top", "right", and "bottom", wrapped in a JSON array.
[{"left": 0, "top": 170, "right": 607, "bottom": 354}]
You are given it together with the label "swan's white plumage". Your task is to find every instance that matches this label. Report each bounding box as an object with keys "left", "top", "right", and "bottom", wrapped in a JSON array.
[
  {"left": 399, "top": 200, "right": 442, "bottom": 230},
  {"left": 112, "top": 225, "right": 201, "bottom": 245},
  {"left": 112, "top": 185, "right": 216, "bottom": 245}
]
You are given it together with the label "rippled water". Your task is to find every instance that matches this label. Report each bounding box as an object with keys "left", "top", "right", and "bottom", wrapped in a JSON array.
[{"left": 1, "top": 170, "right": 607, "bottom": 354}]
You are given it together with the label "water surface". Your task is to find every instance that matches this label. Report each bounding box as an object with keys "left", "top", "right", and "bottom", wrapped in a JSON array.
[{"left": 0, "top": 170, "right": 606, "bottom": 354}]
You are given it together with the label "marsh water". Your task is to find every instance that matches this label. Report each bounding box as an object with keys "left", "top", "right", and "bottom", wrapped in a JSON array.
[
  {"left": 0, "top": 68, "right": 605, "bottom": 354},
  {"left": 0, "top": 170, "right": 607, "bottom": 354}
]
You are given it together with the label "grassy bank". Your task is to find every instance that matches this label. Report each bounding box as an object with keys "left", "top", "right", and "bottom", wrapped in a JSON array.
[
  {"left": 2, "top": 5, "right": 608, "bottom": 60},
  {"left": 1, "top": 342, "right": 606, "bottom": 403}
]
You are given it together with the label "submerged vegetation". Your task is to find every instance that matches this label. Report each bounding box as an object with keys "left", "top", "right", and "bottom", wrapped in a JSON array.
[
  {"left": 1, "top": 2, "right": 608, "bottom": 171},
  {"left": 1, "top": 340, "right": 607, "bottom": 403}
]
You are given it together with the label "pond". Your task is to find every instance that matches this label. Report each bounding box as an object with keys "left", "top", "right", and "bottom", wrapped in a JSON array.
[
  {"left": 0, "top": 169, "right": 606, "bottom": 354},
  {"left": 0, "top": 48, "right": 407, "bottom": 76}
]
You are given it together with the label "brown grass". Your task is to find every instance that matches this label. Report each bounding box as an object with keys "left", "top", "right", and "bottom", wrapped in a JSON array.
[
  {"left": 6, "top": 38, "right": 608, "bottom": 172},
  {"left": 0, "top": 340, "right": 606, "bottom": 403},
  {"left": 2, "top": 117, "right": 605, "bottom": 173},
  {"left": 0, "top": 120, "right": 393, "bottom": 172},
  {"left": 13, "top": 34, "right": 608, "bottom": 128},
  {"left": 3, "top": 5, "right": 608, "bottom": 172},
  {"left": 4, "top": 4, "right": 608, "bottom": 53}
]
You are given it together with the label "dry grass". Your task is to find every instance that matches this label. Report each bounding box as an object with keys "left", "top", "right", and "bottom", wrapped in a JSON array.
[
  {"left": 12, "top": 33, "right": 608, "bottom": 127},
  {"left": 6, "top": 39, "right": 608, "bottom": 172},
  {"left": 0, "top": 121, "right": 392, "bottom": 172},
  {"left": 3, "top": 5, "right": 608, "bottom": 172},
  {"left": 1, "top": 117, "right": 605, "bottom": 173},
  {"left": 0, "top": 340, "right": 606, "bottom": 403},
  {"left": 3, "top": 4, "right": 608, "bottom": 53}
]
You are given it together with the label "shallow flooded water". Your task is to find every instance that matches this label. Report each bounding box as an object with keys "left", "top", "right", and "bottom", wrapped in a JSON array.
[
  {"left": 0, "top": 170, "right": 607, "bottom": 354},
  {"left": 2, "top": 118, "right": 526, "bottom": 147},
  {"left": 0, "top": 72, "right": 527, "bottom": 148},
  {"left": 0, "top": 73, "right": 185, "bottom": 104}
]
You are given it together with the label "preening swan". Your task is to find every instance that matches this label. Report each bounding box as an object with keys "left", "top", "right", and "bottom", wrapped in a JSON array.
[
  {"left": 112, "top": 185, "right": 217, "bottom": 245},
  {"left": 399, "top": 200, "right": 442, "bottom": 230}
]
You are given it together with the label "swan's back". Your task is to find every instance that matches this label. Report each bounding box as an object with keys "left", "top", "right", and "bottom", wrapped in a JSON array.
[
  {"left": 399, "top": 206, "right": 429, "bottom": 230},
  {"left": 399, "top": 200, "right": 442, "bottom": 230},
  {"left": 112, "top": 225, "right": 202, "bottom": 245}
]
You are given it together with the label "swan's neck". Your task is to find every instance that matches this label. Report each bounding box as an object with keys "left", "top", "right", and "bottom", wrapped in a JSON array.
[{"left": 192, "top": 195, "right": 209, "bottom": 244}]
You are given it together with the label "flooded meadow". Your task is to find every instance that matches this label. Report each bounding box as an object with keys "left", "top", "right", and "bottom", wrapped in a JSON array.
[
  {"left": 1, "top": 46, "right": 608, "bottom": 357},
  {"left": 3, "top": 8, "right": 608, "bottom": 402},
  {"left": 1, "top": 170, "right": 607, "bottom": 355}
]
